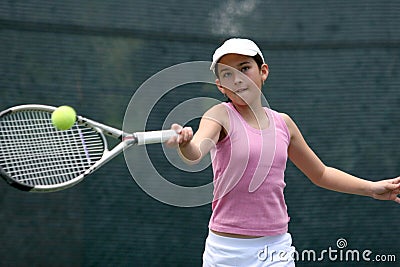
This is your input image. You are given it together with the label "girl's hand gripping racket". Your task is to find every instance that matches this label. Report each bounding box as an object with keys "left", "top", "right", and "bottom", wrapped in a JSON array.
[{"left": 0, "top": 104, "right": 177, "bottom": 192}]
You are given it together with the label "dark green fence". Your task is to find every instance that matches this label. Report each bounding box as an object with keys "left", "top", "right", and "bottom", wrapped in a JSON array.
[{"left": 1, "top": 1, "right": 399, "bottom": 266}]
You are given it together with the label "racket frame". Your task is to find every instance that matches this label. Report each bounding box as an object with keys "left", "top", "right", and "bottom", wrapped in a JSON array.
[{"left": 0, "top": 104, "right": 176, "bottom": 192}]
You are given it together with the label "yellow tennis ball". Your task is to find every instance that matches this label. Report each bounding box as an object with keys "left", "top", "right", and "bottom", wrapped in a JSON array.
[{"left": 51, "top": 105, "right": 76, "bottom": 130}]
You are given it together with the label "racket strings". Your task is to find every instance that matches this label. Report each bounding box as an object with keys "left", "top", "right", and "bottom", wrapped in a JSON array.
[{"left": 0, "top": 110, "right": 104, "bottom": 187}]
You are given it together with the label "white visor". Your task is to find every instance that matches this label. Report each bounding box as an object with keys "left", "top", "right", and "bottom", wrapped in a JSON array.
[{"left": 210, "top": 38, "right": 265, "bottom": 73}]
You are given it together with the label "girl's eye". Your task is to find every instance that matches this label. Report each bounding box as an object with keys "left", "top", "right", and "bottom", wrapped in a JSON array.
[
  {"left": 241, "top": 66, "right": 250, "bottom": 72},
  {"left": 222, "top": 72, "right": 232, "bottom": 78}
]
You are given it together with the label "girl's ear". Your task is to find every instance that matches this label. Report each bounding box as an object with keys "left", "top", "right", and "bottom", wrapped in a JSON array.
[
  {"left": 215, "top": 79, "right": 226, "bottom": 94},
  {"left": 261, "top": 63, "right": 269, "bottom": 82}
]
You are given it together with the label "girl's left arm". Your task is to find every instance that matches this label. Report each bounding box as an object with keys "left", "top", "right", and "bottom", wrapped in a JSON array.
[{"left": 282, "top": 113, "right": 400, "bottom": 204}]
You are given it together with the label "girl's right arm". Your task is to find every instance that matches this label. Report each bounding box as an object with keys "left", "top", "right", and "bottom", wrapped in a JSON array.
[{"left": 166, "top": 104, "right": 227, "bottom": 164}]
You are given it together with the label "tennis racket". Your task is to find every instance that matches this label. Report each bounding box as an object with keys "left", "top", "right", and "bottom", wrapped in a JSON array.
[{"left": 0, "top": 104, "right": 177, "bottom": 192}]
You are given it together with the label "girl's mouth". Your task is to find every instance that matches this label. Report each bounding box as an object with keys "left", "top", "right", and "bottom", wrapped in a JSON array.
[{"left": 234, "top": 88, "right": 247, "bottom": 93}]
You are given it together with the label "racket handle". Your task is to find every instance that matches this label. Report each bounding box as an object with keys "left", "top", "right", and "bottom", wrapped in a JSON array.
[{"left": 134, "top": 129, "right": 178, "bottom": 145}]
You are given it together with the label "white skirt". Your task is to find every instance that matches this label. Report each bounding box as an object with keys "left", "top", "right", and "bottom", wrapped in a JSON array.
[{"left": 202, "top": 230, "right": 296, "bottom": 267}]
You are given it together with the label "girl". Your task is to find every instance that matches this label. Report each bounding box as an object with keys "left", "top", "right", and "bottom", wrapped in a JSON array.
[{"left": 166, "top": 38, "right": 400, "bottom": 267}]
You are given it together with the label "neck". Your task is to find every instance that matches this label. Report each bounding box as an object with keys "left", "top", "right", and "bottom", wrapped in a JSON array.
[
  {"left": 231, "top": 98, "right": 264, "bottom": 116},
  {"left": 231, "top": 101, "right": 269, "bottom": 130}
]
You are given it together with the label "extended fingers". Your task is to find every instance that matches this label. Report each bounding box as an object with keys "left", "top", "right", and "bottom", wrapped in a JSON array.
[
  {"left": 392, "top": 176, "right": 400, "bottom": 185},
  {"left": 386, "top": 180, "right": 400, "bottom": 203},
  {"left": 386, "top": 182, "right": 400, "bottom": 191}
]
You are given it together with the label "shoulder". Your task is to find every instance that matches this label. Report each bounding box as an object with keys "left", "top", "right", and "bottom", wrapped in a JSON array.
[
  {"left": 277, "top": 112, "right": 292, "bottom": 124},
  {"left": 265, "top": 109, "right": 294, "bottom": 127},
  {"left": 203, "top": 103, "right": 229, "bottom": 125},
  {"left": 201, "top": 103, "right": 231, "bottom": 139},
  {"left": 195, "top": 103, "right": 229, "bottom": 143},
  {"left": 205, "top": 102, "right": 228, "bottom": 114},
  {"left": 277, "top": 112, "right": 297, "bottom": 139}
]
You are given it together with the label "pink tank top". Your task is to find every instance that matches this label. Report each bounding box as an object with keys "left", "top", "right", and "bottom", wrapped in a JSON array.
[{"left": 209, "top": 102, "right": 290, "bottom": 236}]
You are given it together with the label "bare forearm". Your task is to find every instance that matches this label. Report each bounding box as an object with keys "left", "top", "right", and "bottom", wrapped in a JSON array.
[
  {"left": 178, "top": 142, "right": 202, "bottom": 164},
  {"left": 313, "top": 167, "right": 374, "bottom": 197},
  {"left": 285, "top": 114, "right": 400, "bottom": 203},
  {"left": 178, "top": 137, "right": 216, "bottom": 164}
]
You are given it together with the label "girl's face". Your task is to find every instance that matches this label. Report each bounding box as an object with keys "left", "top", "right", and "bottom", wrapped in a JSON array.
[{"left": 215, "top": 54, "right": 268, "bottom": 107}]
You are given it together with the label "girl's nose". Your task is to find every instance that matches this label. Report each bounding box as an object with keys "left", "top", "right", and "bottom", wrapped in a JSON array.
[{"left": 233, "top": 72, "right": 244, "bottom": 85}]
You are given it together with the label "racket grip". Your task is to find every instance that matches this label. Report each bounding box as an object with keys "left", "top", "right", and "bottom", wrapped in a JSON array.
[{"left": 134, "top": 129, "right": 178, "bottom": 145}]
